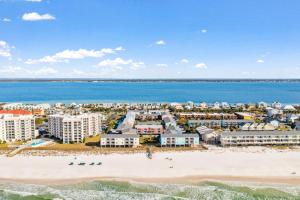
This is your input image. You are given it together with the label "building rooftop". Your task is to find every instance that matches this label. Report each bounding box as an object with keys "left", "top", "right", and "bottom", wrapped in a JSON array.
[
  {"left": 188, "top": 119, "right": 254, "bottom": 123},
  {"left": 221, "top": 131, "right": 300, "bottom": 137},
  {"left": 101, "top": 134, "right": 139, "bottom": 138},
  {"left": 161, "top": 133, "right": 199, "bottom": 138},
  {"left": 135, "top": 124, "right": 163, "bottom": 128},
  {"left": 0, "top": 109, "right": 32, "bottom": 115}
]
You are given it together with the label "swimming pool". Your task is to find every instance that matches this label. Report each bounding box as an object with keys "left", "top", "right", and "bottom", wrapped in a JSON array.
[{"left": 30, "top": 139, "right": 47, "bottom": 147}]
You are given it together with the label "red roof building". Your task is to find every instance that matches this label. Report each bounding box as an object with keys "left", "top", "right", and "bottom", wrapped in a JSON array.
[{"left": 0, "top": 109, "right": 32, "bottom": 115}]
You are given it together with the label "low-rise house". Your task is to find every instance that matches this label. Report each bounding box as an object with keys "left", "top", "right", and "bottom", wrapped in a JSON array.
[
  {"left": 100, "top": 134, "right": 139, "bottom": 147},
  {"left": 258, "top": 102, "right": 268, "bottom": 108},
  {"left": 212, "top": 102, "right": 221, "bottom": 109},
  {"left": 199, "top": 102, "right": 207, "bottom": 109},
  {"left": 266, "top": 107, "right": 283, "bottom": 117},
  {"left": 160, "top": 133, "right": 199, "bottom": 147},
  {"left": 220, "top": 131, "right": 300, "bottom": 146},
  {"left": 272, "top": 102, "right": 282, "bottom": 109},
  {"left": 283, "top": 105, "right": 296, "bottom": 111}
]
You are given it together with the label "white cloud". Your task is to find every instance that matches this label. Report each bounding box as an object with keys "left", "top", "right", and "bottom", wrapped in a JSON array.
[
  {"left": 2, "top": 18, "right": 11, "bottom": 22},
  {"left": 180, "top": 59, "right": 189, "bottom": 63},
  {"left": 98, "top": 57, "right": 144, "bottom": 70},
  {"left": 72, "top": 69, "right": 85, "bottom": 75},
  {"left": 0, "top": 66, "right": 22, "bottom": 73},
  {"left": 155, "top": 40, "right": 166, "bottom": 45},
  {"left": 257, "top": 59, "right": 264, "bottom": 63},
  {"left": 34, "top": 67, "right": 57, "bottom": 75},
  {"left": 115, "top": 46, "right": 125, "bottom": 51},
  {"left": 0, "top": 40, "right": 12, "bottom": 57},
  {"left": 0, "top": 66, "right": 58, "bottom": 77},
  {"left": 201, "top": 29, "right": 207, "bottom": 33},
  {"left": 195, "top": 63, "right": 207, "bottom": 69},
  {"left": 26, "top": 0, "right": 43, "bottom": 2},
  {"left": 156, "top": 63, "right": 168, "bottom": 67},
  {"left": 22, "top": 12, "right": 55, "bottom": 21},
  {"left": 25, "top": 46, "right": 123, "bottom": 64},
  {"left": 130, "top": 61, "right": 145, "bottom": 70}
]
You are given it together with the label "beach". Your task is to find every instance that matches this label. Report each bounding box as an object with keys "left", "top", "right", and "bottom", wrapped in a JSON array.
[{"left": 1, "top": 146, "right": 300, "bottom": 185}]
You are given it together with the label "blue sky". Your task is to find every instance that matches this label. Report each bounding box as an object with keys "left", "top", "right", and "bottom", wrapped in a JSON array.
[{"left": 0, "top": 0, "right": 300, "bottom": 78}]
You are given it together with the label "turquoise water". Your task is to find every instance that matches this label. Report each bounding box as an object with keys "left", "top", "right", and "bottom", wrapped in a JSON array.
[
  {"left": 0, "top": 81, "right": 300, "bottom": 103},
  {"left": 30, "top": 139, "right": 46, "bottom": 147},
  {"left": 0, "top": 181, "right": 299, "bottom": 200}
]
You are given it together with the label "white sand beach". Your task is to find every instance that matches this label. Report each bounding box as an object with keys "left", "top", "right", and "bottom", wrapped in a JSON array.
[{"left": 0, "top": 147, "right": 300, "bottom": 185}]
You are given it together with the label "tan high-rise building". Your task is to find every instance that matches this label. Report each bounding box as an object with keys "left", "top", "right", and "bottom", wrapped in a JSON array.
[
  {"left": 0, "top": 114, "right": 38, "bottom": 142},
  {"left": 48, "top": 113, "right": 102, "bottom": 143}
]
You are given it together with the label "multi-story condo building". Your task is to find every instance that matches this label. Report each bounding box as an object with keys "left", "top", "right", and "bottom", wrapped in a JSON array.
[
  {"left": 0, "top": 114, "right": 38, "bottom": 142},
  {"left": 100, "top": 134, "right": 139, "bottom": 147},
  {"left": 220, "top": 131, "right": 300, "bottom": 146},
  {"left": 188, "top": 119, "right": 253, "bottom": 129},
  {"left": 160, "top": 133, "right": 199, "bottom": 147},
  {"left": 48, "top": 113, "right": 101, "bottom": 143}
]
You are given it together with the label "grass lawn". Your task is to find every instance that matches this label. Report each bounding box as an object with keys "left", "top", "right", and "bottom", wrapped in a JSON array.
[
  {"left": 0, "top": 143, "right": 8, "bottom": 149},
  {"left": 85, "top": 135, "right": 100, "bottom": 143},
  {"left": 38, "top": 143, "right": 92, "bottom": 151}
]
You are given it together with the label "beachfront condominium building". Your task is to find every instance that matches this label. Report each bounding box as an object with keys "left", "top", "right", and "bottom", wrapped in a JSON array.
[
  {"left": 48, "top": 113, "right": 102, "bottom": 143},
  {"left": 160, "top": 133, "right": 199, "bottom": 147},
  {"left": 0, "top": 114, "right": 38, "bottom": 142},
  {"left": 220, "top": 131, "right": 300, "bottom": 146},
  {"left": 100, "top": 134, "right": 139, "bottom": 147}
]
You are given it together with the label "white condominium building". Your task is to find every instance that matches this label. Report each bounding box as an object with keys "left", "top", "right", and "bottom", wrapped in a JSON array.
[
  {"left": 100, "top": 134, "right": 139, "bottom": 147},
  {"left": 220, "top": 131, "right": 300, "bottom": 146},
  {"left": 48, "top": 113, "right": 102, "bottom": 143},
  {"left": 0, "top": 114, "right": 38, "bottom": 142}
]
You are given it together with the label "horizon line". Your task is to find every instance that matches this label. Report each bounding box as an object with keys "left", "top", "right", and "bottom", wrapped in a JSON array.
[{"left": 0, "top": 78, "right": 300, "bottom": 82}]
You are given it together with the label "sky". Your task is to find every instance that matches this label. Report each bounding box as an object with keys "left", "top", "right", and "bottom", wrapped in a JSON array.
[{"left": 0, "top": 0, "right": 300, "bottom": 79}]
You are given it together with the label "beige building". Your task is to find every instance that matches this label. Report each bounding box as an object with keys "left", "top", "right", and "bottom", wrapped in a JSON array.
[
  {"left": 100, "top": 134, "right": 139, "bottom": 147},
  {"left": 220, "top": 131, "right": 300, "bottom": 146},
  {"left": 0, "top": 114, "right": 38, "bottom": 142},
  {"left": 48, "top": 113, "right": 101, "bottom": 143}
]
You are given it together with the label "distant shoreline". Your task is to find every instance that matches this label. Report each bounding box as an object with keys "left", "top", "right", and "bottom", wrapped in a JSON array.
[{"left": 0, "top": 78, "right": 300, "bottom": 82}]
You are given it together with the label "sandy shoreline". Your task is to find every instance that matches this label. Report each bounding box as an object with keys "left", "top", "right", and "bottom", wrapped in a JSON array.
[
  {"left": 1, "top": 146, "right": 300, "bottom": 185},
  {"left": 1, "top": 175, "right": 300, "bottom": 186}
]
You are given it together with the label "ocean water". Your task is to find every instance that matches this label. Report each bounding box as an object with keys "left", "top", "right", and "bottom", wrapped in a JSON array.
[
  {"left": 0, "top": 181, "right": 299, "bottom": 200},
  {"left": 0, "top": 81, "right": 300, "bottom": 104}
]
